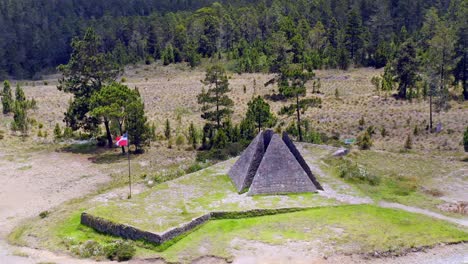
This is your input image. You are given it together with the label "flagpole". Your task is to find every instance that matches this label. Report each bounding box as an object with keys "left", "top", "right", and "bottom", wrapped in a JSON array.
[{"left": 127, "top": 133, "right": 131, "bottom": 199}]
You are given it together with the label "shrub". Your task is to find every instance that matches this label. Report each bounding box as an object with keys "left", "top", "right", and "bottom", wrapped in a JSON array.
[
  {"left": 337, "top": 159, "right": 380, "bottom": 186},
  {"left": 153, "top": 167, "right": 185, "bottom": 183},
  {"left": 103, "top": 240, "right": 136, "bottom": 261},
  {"left": 175, "top": 133, "right": 186, "bottom": 146},
  {"left": 39, "top": 210, "right": 49, "bottom": 218},
  {"left": 53, "top": 123, "right": 62, "bottom": 140},
  {"left": 464, "top": 126, "right": 468, "bottom": 152},
  {"left": 164, "top": 119, "right": 171, "bottom": 140},
  {"left": 212, "top": 129, "right": 228, "bottom": 149},
  {"left": 75, "top": 240, "right": 103, "bottom": 258},
  {"left": 196, "top": 142, "right": 246, "bottom": 162},
  {"left": 404, "top": 134, "right": 412, "bottom": 150},
  {"left": 413, "top": 125, "right": 419, "bottom": 136},
  {"left": 356, "top": 131, "right": 372, "bottom": 150},
  {"left": 358, "top": 116, "right": 365, "bottom": 127},
  {"left": 0, "top": 130, "right": 4, "bottom": 140},
  {"left": 380, "top": 126, "right": 388, "bottom": 137},
  {"left": 63, "top": 127, "right": 73, "bottom": 139},
  {"left": 366, "top": 125, "right": 375, "bottom": 136}
]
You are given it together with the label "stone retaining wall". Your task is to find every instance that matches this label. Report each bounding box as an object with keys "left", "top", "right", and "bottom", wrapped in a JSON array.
[{"left": 81, "top": 207, "right": 311, "bottom": 245}]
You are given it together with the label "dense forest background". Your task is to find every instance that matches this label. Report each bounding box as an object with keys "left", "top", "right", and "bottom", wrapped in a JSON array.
[{"left": 0, "top": 0, "right": 466, "bottom": 84}]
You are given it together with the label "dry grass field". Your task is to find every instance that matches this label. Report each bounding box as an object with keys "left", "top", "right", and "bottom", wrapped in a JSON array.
[
  {"left": 9, "top": 64, "right": 467, "bottom": 154},
  {"left": 0, "top": 64, "right": 467, "bottom": 263}
]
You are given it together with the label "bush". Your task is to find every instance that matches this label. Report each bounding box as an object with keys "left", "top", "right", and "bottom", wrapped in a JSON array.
[
  {"left": 185, "top": 162, "right": 211, "bottom": 174},
  {"left": 73, "top": 240, "right": 103, "bottom": 258},
  {"left": 175, "top": 133, "right": 186, "bottom": 146},
  {"left": 380, "top": 126, "right": 388, "bottom": 137},
  {"left": 337, "top": 159, "right": 380, "bottom": 186},
  {"left": 39, "top": 210, "right": 49, "bottom": 218},
  {"left": 0, "top": 130, "right": 4, "bottom": 140},
  {"left": 196, "top": 141, "right": 246, "bottom": 162},
  {"left": 358, "top": 116, "right": 365, "bottom": 128},
  {"left": 63, "top": 127, "right": 73, "bottom": 139},
  {"left": 356, "top": 131, "right": 372, "bottom": 150},
  {"left": 404, "top": 134, "right": 412, "bottom": 150},
  {"left": 213, "top": 129, "right": 228, "bottom": 149},
  {"left": 153, "top": 167, "right": 185, "bottom": 183},
  {"left": 53, "top": 123, "right": 62, "bottom": 140},
  {"left": 103, "top": 240, "right": 136, "bottom": 261}
]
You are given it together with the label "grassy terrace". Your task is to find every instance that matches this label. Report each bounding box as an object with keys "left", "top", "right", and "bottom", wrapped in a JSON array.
[
  {"left": 85, "top": 159, "right": 340, "bottom": 234},
  {"left": 158, "top": 205, "right": 468, "bottom": 262},
  {"left": 54, "top": 205, "right": 468, "bottom": 263}
]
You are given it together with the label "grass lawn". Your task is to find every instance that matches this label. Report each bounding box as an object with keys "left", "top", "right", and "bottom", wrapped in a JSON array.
[
  {"left": 323, "top": 149, "right": 467, "bottom": 216},
  {"left": 48, "top": 205, "right": 468, "bottom": 263},
  {"left": 85, "top": 159, "right": 339, "bottom": 234}
]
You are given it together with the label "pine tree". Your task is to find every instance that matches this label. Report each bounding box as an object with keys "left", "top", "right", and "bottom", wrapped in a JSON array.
[
  {"left": 427, "top": 20, "right": 456, "bottom": 111},
  {"left": 11, "top": 101, "right": 28, "bottom": 135},
  {"left": 345, "top": 10, "right": 364, "bottom": 64},
  {"left": 165, "top": 119, "right": 171, "bottom": 140},
  {"left": 197, "top": 65, "right": 233, "bottom": 129},
  {"left": 245, "top": 96, "right": 275, "bottom": 132},
  {"left": 126, "top": 99, "right": 151, "bottom": 152},
  {"left": 54, "top": 123, "right": 62, "bottom": 140},
  {"left": 57, "top": 28, "right": 122, "bottom": 133},
  {"left": 15, "top": 84, "right": 26, "bottom": 102},
  {"left": 357, "top": 131, "right": 373, "bottom": 150},
  {"left": 395, "top": 40, "right": 419, "bottom": 99},
  {"left": 90, "top": 82, "right": 139, "bottom": 148},
  {"left": 404, "top": 134, "right": 413, "bottom": 150},
  {"left": 162, "top": 44, "right": 175, "bottom": 66},
  {"left": 277, "top": 66, "right": 321, "bottom": 141},
  {"left": 1, "top": 80, "right": 13, "bottom": 114},
  {"left": 188, "top": 122, "right": 198, "bottom": 149}
]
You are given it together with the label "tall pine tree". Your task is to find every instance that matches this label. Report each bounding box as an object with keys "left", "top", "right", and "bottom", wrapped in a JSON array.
[
  {"left": 1, "top": 80, "right": 13, "bottom": 114},
  {"left": 57, "top": 28, "right": 122, "bottom": 133},
  {"left": 197, "top": 65, "right": 233, "bottom": 129}
]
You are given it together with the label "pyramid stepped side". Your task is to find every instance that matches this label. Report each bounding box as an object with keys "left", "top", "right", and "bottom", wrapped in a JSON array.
[
  {"left": 248, "top": 134, "right": 317, "bottom": 195},
  {"left": 282, "top": 133, "right": 324, "bottom": 190},
  {"left": 228, "top": 131, "right": 265, "bottom": 193}
]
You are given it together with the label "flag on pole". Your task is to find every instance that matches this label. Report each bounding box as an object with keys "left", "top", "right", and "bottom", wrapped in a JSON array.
[{"left": 115, "top": 133, "right": 128, "bottom": 147}]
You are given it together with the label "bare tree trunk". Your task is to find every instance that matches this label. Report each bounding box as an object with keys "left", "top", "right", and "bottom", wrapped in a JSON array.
[
  {"left": 429, "top": 93, "right": 433, "bottom": 132},
  {"left": 296, "top": 94, "right": 302, "bottom": 141},
  {"left": 104, "top": 118, "right": 113, "bottom": 148}
]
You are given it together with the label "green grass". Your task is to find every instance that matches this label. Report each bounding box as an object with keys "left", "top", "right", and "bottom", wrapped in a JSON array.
[
  {"left": 159, "top": 205, "right": 468, "bottom": 263},
  {"left": 41, "top": 205, "right": 468, "bottom": 263},
  {"left": 85, "top": 161, "right": 338, "bottom": 233},
  {"left": 323, "top": 150, "right": 463, "bottom": 210}
]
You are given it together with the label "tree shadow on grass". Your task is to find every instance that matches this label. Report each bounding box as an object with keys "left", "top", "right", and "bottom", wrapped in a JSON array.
[
  {"left": 59, "top": 142, "right": 128, "bottom": 164},
  {"left": 89, "top": 152, "right": 128, "bottom": 164},
  {"left": 59, "top": 142, "right": 100, "bottom": 154}
]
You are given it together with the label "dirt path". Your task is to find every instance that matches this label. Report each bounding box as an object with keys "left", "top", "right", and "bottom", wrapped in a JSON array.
[
  {"left": 0, "top": 148, "right": 112, "bottom": 264},
  {"left": 379, "top": 201, "right": 468, "bottom": 227}
]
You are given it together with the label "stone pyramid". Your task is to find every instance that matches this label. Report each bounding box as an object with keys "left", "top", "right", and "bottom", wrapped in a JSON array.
[
  {"left": 228, "top": 130, "right": 322, "bottom": 195},
  {"left": 282, "top": 132, "right": 323, "bottom": 190},
  {"left": 228, "top": 130, "right": 267, "bottom": 192}
]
